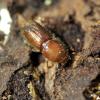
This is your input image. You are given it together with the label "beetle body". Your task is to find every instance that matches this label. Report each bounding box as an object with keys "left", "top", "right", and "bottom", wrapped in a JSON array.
[{"left": 22, "top": 21, "right": 68, "bottom": 63}]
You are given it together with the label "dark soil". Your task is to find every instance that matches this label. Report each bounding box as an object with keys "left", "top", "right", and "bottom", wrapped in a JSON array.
[{"left": 0, "top": 0, "right": 100, "bottom": 100}]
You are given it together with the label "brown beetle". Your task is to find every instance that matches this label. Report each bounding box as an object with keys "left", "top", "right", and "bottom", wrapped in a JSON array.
[{"left": 22, "top": 21, "right": 68, "bottom": 63}]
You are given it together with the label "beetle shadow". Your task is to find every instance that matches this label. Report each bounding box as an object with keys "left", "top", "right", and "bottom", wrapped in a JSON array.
[{"left": 29, "top": 52, "right": 45, "bottom": 67}]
